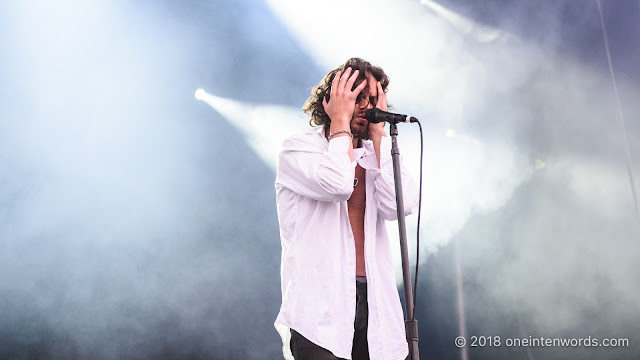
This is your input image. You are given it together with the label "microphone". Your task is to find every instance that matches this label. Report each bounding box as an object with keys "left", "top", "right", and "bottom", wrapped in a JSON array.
[{"left": 365, "top": 108, "right": 418, "bottom": 124}]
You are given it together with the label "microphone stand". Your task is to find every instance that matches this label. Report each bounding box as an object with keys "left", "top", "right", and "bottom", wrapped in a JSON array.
[{"left": 389, "top": 122, "right": 420, "bottom": 360}]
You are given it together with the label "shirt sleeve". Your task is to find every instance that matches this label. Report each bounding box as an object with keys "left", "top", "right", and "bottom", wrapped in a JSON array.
[
  {"left": 276, "top": 134, "right": 356, "bottom": 202},
  {"left": 367, "top": 136, "right": 420, "bottom": 220}
]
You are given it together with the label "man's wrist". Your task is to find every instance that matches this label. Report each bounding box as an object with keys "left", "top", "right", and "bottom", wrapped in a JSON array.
[
  {"left": 328, "top": 130, "right": 353, "bottom": 141},
  {"left": 329, "top": 114, "right": 351, "bottom": 126},
  {"left": 328, "top": 120, "right": 351, "bottom": 136},
  {"left": 369, "top": 131, "right": 386, "bottom": 142}
]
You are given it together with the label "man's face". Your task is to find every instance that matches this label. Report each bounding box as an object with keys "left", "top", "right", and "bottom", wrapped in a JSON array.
[{"left": 350, "top": 75, "right": 378, "bottom": 139}]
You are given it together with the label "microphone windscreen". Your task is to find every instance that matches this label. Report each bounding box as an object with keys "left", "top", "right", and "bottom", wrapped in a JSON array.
[{"left": 364, "top": 108, "right": 383, "bottom": 123}]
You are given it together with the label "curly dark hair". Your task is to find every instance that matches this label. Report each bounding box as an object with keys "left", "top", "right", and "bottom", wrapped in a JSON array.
[{"left": 303, "top": 58, "right": 389, "bottom": 127}]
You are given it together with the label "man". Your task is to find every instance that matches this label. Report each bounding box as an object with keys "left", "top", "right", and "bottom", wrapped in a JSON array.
[{"left": 274, "top": 58, "right": 419, "bottom": 360}]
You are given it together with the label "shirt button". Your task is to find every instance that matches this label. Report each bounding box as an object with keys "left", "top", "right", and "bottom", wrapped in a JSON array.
[{"left": 349, "top": 260, "right": 354, "bottom": 266}]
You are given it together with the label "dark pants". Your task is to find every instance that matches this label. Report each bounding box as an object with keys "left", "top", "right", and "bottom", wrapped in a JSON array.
[{"left": 290, "top": 279, "right": 369, "bottom": 360}]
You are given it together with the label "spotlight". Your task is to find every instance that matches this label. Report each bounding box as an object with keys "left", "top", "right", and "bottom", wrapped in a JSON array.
[{"left": 194, "top": 88, "right": 206, "bottom": 101}]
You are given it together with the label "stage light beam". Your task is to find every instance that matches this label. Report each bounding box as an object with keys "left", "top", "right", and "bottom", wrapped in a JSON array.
[{"left": 195, "top": 89, "right": 303, "bottom": 167}]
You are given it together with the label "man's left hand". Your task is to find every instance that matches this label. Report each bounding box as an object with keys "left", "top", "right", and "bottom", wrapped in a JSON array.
[{"left": 369, "top": 81, "right": 387, "bottom": 140}]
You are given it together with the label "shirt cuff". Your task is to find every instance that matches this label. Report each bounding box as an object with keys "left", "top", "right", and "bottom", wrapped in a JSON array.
[{"left": 328, "top": 135, "right": 351, "bottom": 153}]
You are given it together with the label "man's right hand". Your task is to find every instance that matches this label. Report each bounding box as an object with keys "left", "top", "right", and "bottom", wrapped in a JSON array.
[{"left": 322, "top": 67, "right": 367, "bottom": 127}]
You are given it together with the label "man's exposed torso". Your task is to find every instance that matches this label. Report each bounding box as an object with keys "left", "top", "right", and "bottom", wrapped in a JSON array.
[{"left": 348, "top": 164, "right": 367, "bottom": 276}]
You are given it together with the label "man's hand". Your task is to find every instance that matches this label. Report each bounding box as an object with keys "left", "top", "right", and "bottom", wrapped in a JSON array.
[
  {"left": 369, "top": 81, "right": 388, "bottom": 141},
  {"left": 322, "top": 67, "right": 367, "bottom": 127}
]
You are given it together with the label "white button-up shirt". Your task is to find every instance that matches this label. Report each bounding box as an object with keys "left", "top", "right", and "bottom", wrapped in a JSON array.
[{"left": 274, "top": 126, "right": 419, "bottom": 360}]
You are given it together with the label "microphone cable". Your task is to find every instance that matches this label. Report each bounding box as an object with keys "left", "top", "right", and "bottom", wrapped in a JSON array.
[{"left": 412, "top": 119, "right": 424, "bottom": 320}]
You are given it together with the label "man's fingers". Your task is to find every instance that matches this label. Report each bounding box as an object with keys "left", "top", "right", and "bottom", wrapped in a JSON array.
[
  {"left": 338, "top": 67, "right": 353, "bottom": 91},
  {"left": 376, "top": 81, "right": 387, "bottom": 110},
  {"left": 331, "top": 70, "right": 341, "bottom": 97},
  {"left": 345, "top": 69, "right": 360, "bottom": 92},
  {"left": 354, "top": 77, "right": 368, "bottom": 94}
]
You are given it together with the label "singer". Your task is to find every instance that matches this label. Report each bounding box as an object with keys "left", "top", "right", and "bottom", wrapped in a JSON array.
[{"left": 274, "top": 58, "right": 420, "bottom": 360}]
